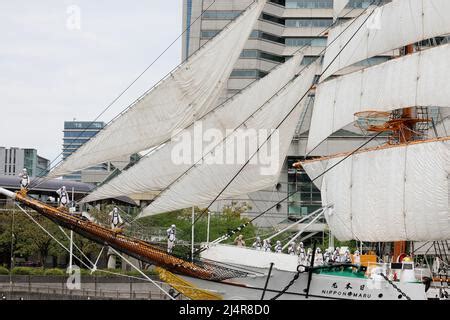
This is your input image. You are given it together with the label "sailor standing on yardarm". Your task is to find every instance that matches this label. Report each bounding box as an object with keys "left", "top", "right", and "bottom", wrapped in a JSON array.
[
  {"left": 167, "top": 224, "right": 176, "bottom": 253},
  {"left": 56, "top": 186, "right": 68, "bottom": 209},
  {"left": 109, "top": 206, "right": 123, "bottom": 230},
  {"left": 18, "top": 168, "right": 30, "bottom": 192}
]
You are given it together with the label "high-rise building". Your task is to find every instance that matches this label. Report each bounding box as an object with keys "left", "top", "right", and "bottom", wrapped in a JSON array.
[
  {"left": 62, "top": 121, "right": 107, "bottom": 181},
  {"left": 0, "top": 147, "right": 49, "bottom": 177},
  {"left": 182, "top": 0, "right": 389, "bottom": 227}
]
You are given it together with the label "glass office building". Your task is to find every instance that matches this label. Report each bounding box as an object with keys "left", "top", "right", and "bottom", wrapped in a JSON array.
[{"left": 62, "top": 121, "right": 106, "bottom": 181}]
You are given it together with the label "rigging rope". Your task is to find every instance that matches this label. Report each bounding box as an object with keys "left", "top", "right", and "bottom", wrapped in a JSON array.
[
  {"left": 14, "top": 203, "right": 176, "bottom": 299},
  {"left": 196, "top": 131, "right": 383, "bottom": 254},
  {"left": 70, "top": 2, "right": 372, "bottom": 210},
  {"left": 159, "top": 1, "right": 383, "bottom": 231},
  {"left": 27, "top": 0, "right": 221, "bottom": 190}
]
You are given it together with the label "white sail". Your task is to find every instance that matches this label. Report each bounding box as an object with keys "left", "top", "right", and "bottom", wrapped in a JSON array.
[
  {"left": 322, "top": 0, "right": 450, "bottom": 81},
  {"left": 302, "top": 138, "right": 450, "bottom": 242},
  {"left": 81, "top": 53, "right": 305, "bottom": 203},
  {"left": 49, "top": 0, "right": 266, "bottom": 178},
  {"left": 138, "top": 62, "right": 319, "bottom": 217},
  {"left": 307, "top": 43, "right": 450, "bottom": 153},
  {"left": 333, "top": 0, "right": 349, "bottom": 20}
]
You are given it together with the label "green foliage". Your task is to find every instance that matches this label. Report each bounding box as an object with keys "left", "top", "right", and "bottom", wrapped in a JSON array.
[
  {"left": 11, "top": 267, "right": 45, "bottom": 275},
  {"left": 91, "top": 268, "right": 157, "bottom": 278},
  {"left": 43, "top": 268, "right": 65, "bottom": 276},
  {"left": 0, "top": 209, "right": 103, "bottom": 267},
  {"left": 138, "top": 203, "right": 257, "bottom": 245},
  {"left": 0, "top": 266, "right": 9, "bottom": 275}
]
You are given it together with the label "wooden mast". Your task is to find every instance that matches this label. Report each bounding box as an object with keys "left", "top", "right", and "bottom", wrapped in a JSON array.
[{"left": 393, "top": 43, "right": 415, "bottom": 262}]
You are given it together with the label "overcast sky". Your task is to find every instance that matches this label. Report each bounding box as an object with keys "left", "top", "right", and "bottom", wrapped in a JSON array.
[{"left": 0, "top": 1, "right": 183, "bottom": 162}]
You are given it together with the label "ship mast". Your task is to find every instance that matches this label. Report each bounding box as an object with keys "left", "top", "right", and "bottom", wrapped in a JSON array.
[{"left": 393, "top": 43, "right": 416, "bottom": 262}]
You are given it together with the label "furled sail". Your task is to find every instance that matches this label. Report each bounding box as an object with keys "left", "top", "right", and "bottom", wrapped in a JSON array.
[
  {"left": 302, "top": 137, "right": 450, "bottom": 242},
  {"left": 307, "top": 43, "right": 450, "bottom": 153},
  {"left": 49, "top": 0, "right": 266, "bottom": 178},
  {"left": 138, "top": 62, "right": 319, "bottom": 217},
  {"left": 81, "top": 53, "right": 305, "bottom": 203},
  {"left": 321, "top": 0, "right": 450, "bottom": 81}
]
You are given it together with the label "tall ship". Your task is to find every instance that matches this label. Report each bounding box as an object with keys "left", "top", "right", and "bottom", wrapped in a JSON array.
[{"left": 1, "top": 0, "right": 449, "bottom": 300}]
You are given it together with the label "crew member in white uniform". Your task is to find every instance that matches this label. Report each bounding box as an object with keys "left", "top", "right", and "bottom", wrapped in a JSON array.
[
  {"left": 288, "top": 242, "right": 296, "bottom": 255},
  {"left": 353, "top": 250, "right": 361, "bottom": 266},
  {"left": 323, "top": 249, "right": 331, "bottom": 264},
  {"left": 167, "top": 224, "right": 176, "bottom": 253},
  {"left": 274, "top": 241, "right": 282, "bottom": 253},
  {"left": 19, "top": 168, "right": 30, "bottom": 191},
  {"left": 314, "top": 248, "right": 324, "bottom": 266},
  {"left": 297, "top": 242, "right": 307, "bottom": 266},
  {"left": 109, "top": 206, "right": 123, "bottom": 230},
  {"left": 56, "top": 186, "right": 68, "bottom": 209},
  {"left": 263, "top": 239, "right": 272, "bottom": 252},
  {"left": 306, "top": 248, "right": 313, "bottom": 265},
  {"left": 343, "top": 249, "right": 351, "bottom": 263},
  {"left": 252, "top": 237, "right": 262, "bottom": 250},
  {"left": 332, "top": 247, "right": 340, "bottom": 263}
]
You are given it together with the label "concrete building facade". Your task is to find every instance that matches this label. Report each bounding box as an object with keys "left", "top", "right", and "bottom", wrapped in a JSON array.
[
  {"left": 182, "top": 0, "right": 389, "bottom": 228},
  {"left": 0, "top": 147, "right": 49, "bottom": 177}
]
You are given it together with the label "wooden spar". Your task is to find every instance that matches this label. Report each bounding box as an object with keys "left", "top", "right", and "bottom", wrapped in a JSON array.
[
  {"left": 0, "top": 188, "right": 223, "bottom": 280},
  {"left": 294, "top": 136, "right": 450, "bottom": 167}
]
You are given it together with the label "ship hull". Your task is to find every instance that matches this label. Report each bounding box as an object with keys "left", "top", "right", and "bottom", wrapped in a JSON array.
[
  {"left": 180, "top": 266, "right": 427, "bottom": 300},
  {"left": 182, "top": 244, "right": 427, "bottom": 300}
]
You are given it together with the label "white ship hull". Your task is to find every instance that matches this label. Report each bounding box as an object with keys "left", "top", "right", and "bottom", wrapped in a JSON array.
[{"left": 180, "top": 244, "right": 427, "bottom": 300}]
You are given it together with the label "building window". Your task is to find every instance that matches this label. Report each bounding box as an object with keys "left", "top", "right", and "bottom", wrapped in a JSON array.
[
  {"left": 285, "top": 18, "right": 333, "bottom": 28},
  {"left": 286, "top": 0, "right": 333, "bottom": 9},
  {"left": 63, "top": 131, "right": 101, "bottom": 138},
  {"left": 285, "top": 37, "right": 327, "bottom": 47},
  {"left": 287, "top": 158, "right": 322, "bottom": 217},
  {"left": 230, "top": 69, "right": 268, "bottom": 79},
  {"left": 261, "top": 13, "right": 285, "bottom": 25},
  {"left": 301, "top": 56, "right": 320, "bottom": 65},
  {"left": 202, "top": 30, "right": 285, "bottom": 45},
  {"left": 346, "top": 0, "right": 372, "bottom": 8},
  {"left": 203, "top": 10, "right": 241, "bottom": 20},
  {"left": 250, "top": 30, "right": 285, "bottom": 44},
  {"left": 185, "top": 0, "right": 193, "bottom": 59},
  {"left": 270, "top": 0, "right": 286, "bottom": 6},
  {"left": 240, "top": 50, "right": 286, "bottom": 63},
  {"left": 201, "top": 30, "right": 220, "bottom": 38}
]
